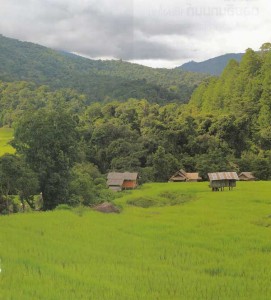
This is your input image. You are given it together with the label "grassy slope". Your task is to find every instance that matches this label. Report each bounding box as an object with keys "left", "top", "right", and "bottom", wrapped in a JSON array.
[
  {"left": 1, "top": 182, "right": 271, "bottom": 299},
  {"left": 0, "top": 127, "right": 15, "bottom": 156}
]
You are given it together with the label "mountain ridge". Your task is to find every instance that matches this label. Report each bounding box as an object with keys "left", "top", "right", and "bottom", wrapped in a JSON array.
[
  {"left": 179, "top": 53, "right": 244, "bottom": 75},
  {"left": 0, "top": 34, "right": 208, "bottom": 104}
]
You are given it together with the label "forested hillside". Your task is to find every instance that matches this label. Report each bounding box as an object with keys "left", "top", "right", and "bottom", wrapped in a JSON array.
[
  {"left": 0, "top": 81, "right": 87, "bottom": 126},
  {"left": 179, "top": 53, "right": 244, "bottom": 75},
  {"left": 1, "top": 42, "right": 271, "bottom": 213},
  {"left": 0, "top": 35, "right": 207, "bottom": 104},
  {"left": 187, "top": 43, "right": 271, "bottom": 176}
]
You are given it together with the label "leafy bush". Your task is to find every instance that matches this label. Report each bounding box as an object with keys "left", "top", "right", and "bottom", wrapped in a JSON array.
[{"left": 68, "top": 163, "right": 109, "bottom": 206}]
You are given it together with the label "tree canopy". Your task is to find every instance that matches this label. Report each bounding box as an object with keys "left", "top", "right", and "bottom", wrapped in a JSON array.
[
  {"left": 0, "top": 34, "right": 207, "bottom": 105},
  {"left": 13, "top": 104, "right": 80, "bottom": 209},
  {"left": 2, "top": 42, "right": 271, "bottom": 213}
]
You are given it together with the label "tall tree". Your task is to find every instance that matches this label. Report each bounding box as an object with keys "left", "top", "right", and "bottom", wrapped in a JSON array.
[
  {"left": 151, "top": 146, "right": 179, "bottom": 182},
  {"left": 13, "top": 105, "right": 80, "bottom": 209}
]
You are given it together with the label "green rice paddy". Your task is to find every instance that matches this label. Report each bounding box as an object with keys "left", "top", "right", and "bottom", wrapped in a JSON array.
[
  {"left": 0, "top": 127, "right": 15, "bottom": 156},
  {"left": 1, "top": 182, "right": 271, "bottom": 299}
]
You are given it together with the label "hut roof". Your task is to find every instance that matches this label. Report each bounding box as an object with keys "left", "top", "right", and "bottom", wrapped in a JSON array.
[
  {"left": 239, "top": 172, "right": 255, "bottom": 179},
  {"left": 169, "top": 169, "right": 186, "bottom": 181},
  {"left": 179, "top": 169, "right": 187, "bottom": 175},
  {"left": 107, "top": 172, "right": 138, "bottom": 186},
  {"left": 122, "top": 172, "right": 138, "bottom": 180},
  {"left": 186, "top": 172, "right": 202, "bottom": 180},
  {"left": 170, "top": 175, "right": 186, "bottom": 181},
  {"left": 208, "top": 172, "right": 239, "bottom": 181},
  {"left": 169, "top": 169, "right": 201, "bottom": 181},
  {"left": 107, "top": 178, "right": 124, "bottom": 186}
]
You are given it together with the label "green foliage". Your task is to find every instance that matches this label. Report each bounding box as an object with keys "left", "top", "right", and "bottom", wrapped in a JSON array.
[
  {"left": 260, "top": 42, "right": 271, "bottom": 53},
  {"left": 13, "top": 105, "right": 80, "bottom": 209},
  {"left": 138, "top": 167, "right": 155, "bottom": 184},
  {"left": 0, "top": 154, "right": 38, "bottom": 213},
  {"left": 2, "top": 41, "right": 271, "bottom": 201},
  {"left": 0, "top": 80, "right": 87, "bottom": 127},
  {"left": 151, "top": 146, "right": 180, "bottom": 182},
  {"left": 186, "top": 43, "right": 271, "bottom": 177},
  {"left": 68, "top": 162, "right": 112, "bottom": 206},
  {"left": 188, "top": 47, "right": 264, "bottom": 116}
]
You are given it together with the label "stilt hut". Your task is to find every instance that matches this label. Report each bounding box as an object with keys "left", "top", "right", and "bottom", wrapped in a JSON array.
[{"left": 208, "top": 172, "right": 239, "bottom": 191}]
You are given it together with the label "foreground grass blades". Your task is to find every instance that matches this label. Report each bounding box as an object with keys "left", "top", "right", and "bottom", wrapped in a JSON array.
[{"left": 1, "top": 182, "right": 271, "bottom": 299}]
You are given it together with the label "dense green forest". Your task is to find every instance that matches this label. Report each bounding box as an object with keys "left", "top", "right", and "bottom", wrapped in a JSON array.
[
  {"left": 1, "top": 41, "right": 271, "bottom": 213},
  {"left": 0, "top": 35, "right": 207, "bottom": 104},
  {"left": 188, "top": 44, "right": 271, "bottom": 155}
]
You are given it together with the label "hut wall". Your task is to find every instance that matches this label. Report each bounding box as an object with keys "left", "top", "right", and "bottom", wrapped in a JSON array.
[
  {"left": 210, "top": 180, "right": 224, "bottom": 188},
  {"left": 122, "top": 180, "right": 137, "bottom": 189},
  {"left": 169, "top": 176, "right": 186, "bottom": 182},
  {"left": 229, "top": 180, "right": 236, "bottom": 187},
  {"left": 109, "top": 186, "right": 122, "bottom": 192},
  {"left": 239, "top": 175, "right": 254, "bottom": 181},
  {"left": 210, "top": 180, "right": 236, "bottom": 188}
]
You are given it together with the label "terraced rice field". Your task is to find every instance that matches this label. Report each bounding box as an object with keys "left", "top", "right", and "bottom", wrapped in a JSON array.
[{"left": 1, "top": 182, "right": 271, "bottom": 299}]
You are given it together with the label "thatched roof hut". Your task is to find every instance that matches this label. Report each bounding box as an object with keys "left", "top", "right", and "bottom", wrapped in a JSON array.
[
  {"left": 239, "top": 172, "right": 256, "bottom": 181},
  {"left": 169, "top": 169, "right": 202, "bottom": 182}
]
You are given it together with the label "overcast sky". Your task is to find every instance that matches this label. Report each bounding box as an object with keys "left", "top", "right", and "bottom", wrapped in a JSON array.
[{"left": 0, "top": 0, "right": 270, "bottom": 68}]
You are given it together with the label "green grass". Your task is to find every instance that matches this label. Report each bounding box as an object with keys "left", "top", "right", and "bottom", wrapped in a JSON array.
[
  {"left": 0, "top": 127, "right": 15, "bottom": 156},
  {"left": 1, "top": 182, "right": 271, "bottom": 299}
]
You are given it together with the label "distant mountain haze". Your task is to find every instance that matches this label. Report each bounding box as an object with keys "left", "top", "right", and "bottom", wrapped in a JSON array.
[
  {"left": 179, "top": 53, "right": 244, "bottom": 75},
  {"left": 0, "top": 34, "right": 208, "bottom": 104}
]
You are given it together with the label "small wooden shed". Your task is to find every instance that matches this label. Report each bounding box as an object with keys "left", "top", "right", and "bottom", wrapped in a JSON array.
[
  {"left": 107, "top": 172, "right": 138, "bottom": 191},
  {"left": 169, "top": 169, "right": 202, "bottom": 182},
  {"left": 238, "top": 172, "right": 256, "bottom": 181},
  {"left": 208, "top": 172, "right": 239, "bottom": 191}
]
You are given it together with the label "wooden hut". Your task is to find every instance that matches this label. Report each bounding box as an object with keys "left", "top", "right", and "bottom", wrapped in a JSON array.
[
  {"left": 208, "top": 172, "right": 239, "bottom": 191},
  {"left": 107, "top": 172, "right": 138, "bottom": 191},
  {"left": 169, "top": 169, "right": 202, "bottom": 182},
  {"left": 238, "top": 172, "right": 256, "bottom": 181}
]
